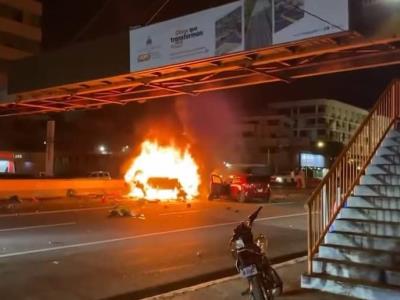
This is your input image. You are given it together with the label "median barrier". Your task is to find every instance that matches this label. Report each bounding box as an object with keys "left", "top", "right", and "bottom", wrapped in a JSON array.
[{"left": 0, "top": 179, "right": 128, "bottom": 199}]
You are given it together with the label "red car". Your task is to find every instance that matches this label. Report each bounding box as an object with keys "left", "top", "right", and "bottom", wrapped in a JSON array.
[{"left": 208, "top": 164, "right": 272, "bottom": 202}]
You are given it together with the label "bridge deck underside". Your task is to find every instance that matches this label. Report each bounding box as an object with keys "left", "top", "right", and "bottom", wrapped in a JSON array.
[{"left": 1, "top": 32, "right": 400, "bottom": 117}]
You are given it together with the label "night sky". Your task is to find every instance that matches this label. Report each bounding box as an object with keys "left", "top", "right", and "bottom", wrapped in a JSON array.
[{"left": 0, "top": 0, "right": 399, "bottom": 153}]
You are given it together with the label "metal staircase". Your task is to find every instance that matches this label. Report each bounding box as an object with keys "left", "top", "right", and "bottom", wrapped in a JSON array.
[{"left": 301, "top": 80, "right": 400, "bottom": 299}]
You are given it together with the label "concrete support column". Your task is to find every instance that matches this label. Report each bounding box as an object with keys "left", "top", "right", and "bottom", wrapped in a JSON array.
[{"left": 45, "top": 120, "right": 55, "bottom": 177}]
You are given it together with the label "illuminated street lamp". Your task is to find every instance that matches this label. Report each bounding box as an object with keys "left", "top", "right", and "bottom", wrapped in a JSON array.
[
  {"left": 317, "top": 141, "right": 325, "bottom": 148},
  {"left": 98, "top": 145, "right": 107, "bottom": 154}
]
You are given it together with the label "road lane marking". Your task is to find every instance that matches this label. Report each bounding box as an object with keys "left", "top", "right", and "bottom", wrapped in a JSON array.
[
  {"left": 0, "top": 206, "right": 114, "bottom": 218},
  {"left": 159, "top": 210, "right": 203, "bottom": 216},
  {"left": 257, "top": 212, "right": 306, "bottom": 222},
  {"left": 0, "top": 212, "right": 306, "bottom": 259},
  {"left": 269, "top": 201, "right": 295, "bottom": 205},
  {"left": 0, "top": 222, "right": 76, "bottom": 232}
]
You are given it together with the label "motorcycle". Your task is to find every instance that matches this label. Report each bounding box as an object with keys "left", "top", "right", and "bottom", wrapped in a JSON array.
[{"left": 230, "top": 206, "right": 283, "bottom": 300}]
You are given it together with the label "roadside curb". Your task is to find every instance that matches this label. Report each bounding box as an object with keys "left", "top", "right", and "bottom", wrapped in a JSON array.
[{"left": 141, "top": 256, "right": 307, "bottom": 300}]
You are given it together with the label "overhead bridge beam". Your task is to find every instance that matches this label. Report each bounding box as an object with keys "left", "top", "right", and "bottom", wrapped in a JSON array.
[{"left": 1, "top": 34, "right": 400, "bottom": 117}]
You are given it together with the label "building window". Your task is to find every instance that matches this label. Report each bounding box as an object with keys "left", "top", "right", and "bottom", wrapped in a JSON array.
[
  {"left": 306, "top": 119, "right": 316, "bottom": 125},
  {"left": 0, "top": 4, "right": 23, "bottom": 22},
  {"left": 299, "top": 106, "right": 316, "bottom": 114},
  {"left": 278, "top": 108, "right": 291, "bottom": 115},
  {"left": 317, "top": 118, "right": 326, "bottom": 124},
  {"left": 318, "top": 105, "right": 326, "bottom": 113},
  {"left": 299, "top": 130, "right": 308, "bottom": 137},
  {"left": 267, "top": 120, "right": 279, "bottom": 126},
  {"left": 317, "top": 129, "right": 326, "bottom": 136}
]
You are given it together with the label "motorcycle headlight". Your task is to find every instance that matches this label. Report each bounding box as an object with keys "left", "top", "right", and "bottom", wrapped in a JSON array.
[{"left": 235, "top": 238, "right": 245, "bottom": 249}]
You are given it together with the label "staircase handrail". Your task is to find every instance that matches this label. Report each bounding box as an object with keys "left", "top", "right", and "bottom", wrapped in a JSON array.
[{"left": 306, "top": 79, "right": 400, "bottom": 273}]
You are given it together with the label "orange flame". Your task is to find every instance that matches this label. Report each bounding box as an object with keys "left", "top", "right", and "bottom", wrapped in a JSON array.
[{"left": 124, "top": 140, "right": 200, "bottom": 201}]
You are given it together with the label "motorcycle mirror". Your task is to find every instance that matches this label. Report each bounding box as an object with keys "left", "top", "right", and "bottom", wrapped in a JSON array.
[
  {"left": 248, "top": 206, "right": 263, "bottom": 226},
  {"left": 255, "top": 234, "right": 269, "bottom": 254}
]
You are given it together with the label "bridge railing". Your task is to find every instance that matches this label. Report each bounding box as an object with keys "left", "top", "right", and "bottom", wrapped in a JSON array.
[{"left": 306, "top": 79, "right": 400, "bottom": 273}]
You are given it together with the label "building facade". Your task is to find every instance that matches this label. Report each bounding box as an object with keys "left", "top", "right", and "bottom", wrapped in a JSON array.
[
  {"left": 269, "top": 99, "right": 368, "bottom": 144},
  {"left": 0, "top": 0, "right": 41, "bottom": 97},
  {"left": 235, "top": 99, "right": 368, "bottom": 173}
]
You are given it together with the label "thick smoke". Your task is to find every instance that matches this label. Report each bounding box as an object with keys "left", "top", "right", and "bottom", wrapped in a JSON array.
[{"left": 175, "top": 92, "right": 243, "bottom": 175}]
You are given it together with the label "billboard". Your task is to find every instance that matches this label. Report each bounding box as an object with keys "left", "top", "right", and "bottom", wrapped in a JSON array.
[
  {"left": 130, "top": 1, "right": 244, "bottom": 72},
  {"left": 130, "top": 0, "right": 349, "bottom": 71},
  {"left": 273, "top": 0, "right": 349, "bottom": 44},
  {"left": 300, "top": 152, "right": 326, "bottom": 168}
]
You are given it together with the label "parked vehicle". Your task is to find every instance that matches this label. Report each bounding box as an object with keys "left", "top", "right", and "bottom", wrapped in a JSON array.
[
  {"left": 209, "top": 164, "right": 271, "bottom": 202},
  {"left": 270, "top": 174, "right": 294, "bottom": 185},
  {"left": 230, "top": 207, "right": 282, "bottom": 300},
  {"left": 88, "top": 171, "right": 111, "bottom": 179}
]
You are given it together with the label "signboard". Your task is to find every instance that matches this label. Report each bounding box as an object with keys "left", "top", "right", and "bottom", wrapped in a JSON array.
[
  {"left": 130, "top": 0, "right": 349, "bottom": 71},
  {"left": 130, "top": 1, "right": 244, "bottom": 72},
  {"left": 273, "top": 0, "right": 349, "bottom": 44},
  {"left": 300, "top": 152, "right": 326, "bottom": 168}
]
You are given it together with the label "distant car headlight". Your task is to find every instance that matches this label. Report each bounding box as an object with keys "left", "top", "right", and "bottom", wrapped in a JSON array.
[{"left": 276, "top": 176, "right": 283, "bottom": 183}]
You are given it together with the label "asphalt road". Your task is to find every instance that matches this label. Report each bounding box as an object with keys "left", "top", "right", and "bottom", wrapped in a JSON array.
[{"left": 0, "top": 198, "right": 307, "bottom": 300}]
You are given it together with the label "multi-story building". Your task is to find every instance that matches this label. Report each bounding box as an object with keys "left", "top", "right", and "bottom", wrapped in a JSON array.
[
  {"left": 0, "top": 0, "right": 41, "bottom": 97},
  {"left": 235, "top": 99, "right": 368, "bottom": 173},
  {"left": 269, "top": 99, "right": 368, "bottom": 144},
  {"left": 234, "top": 114, "right": 309, "bottom": 172}
]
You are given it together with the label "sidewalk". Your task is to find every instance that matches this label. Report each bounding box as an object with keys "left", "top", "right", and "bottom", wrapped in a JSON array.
[
  {"left": 144, "top": 257, "right": 355, "bottom": 300},
  {"left": 270, "top": 187, "right": 313, "bottom": 203}
]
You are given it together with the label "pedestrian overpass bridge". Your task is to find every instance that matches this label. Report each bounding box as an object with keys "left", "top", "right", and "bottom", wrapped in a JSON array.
[{"left": 0, "top": 31, "right": 399, "bottom": 117}]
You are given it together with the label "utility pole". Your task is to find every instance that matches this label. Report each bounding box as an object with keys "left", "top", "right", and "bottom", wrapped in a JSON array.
[{"left": 45, "top": 120, "right": 55, "bottom": 177}]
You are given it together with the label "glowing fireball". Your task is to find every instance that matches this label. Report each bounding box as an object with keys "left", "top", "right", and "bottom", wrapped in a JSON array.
[{"left": 124, "top": 140, "right": 200, "bottom": 201}]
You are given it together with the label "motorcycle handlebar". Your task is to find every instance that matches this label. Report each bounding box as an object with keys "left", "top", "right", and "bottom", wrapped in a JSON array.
[{"left": 248, "top": 206, "right": 263, "bottom": 226}]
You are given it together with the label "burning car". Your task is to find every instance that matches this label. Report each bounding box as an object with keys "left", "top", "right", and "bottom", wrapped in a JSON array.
[
  {"left": 124, "top": 140, "right": 200, "bottom": 202},
  {"left": 208, "top": 163, "right": 272, "bottom": 202},
  {"left": 143, "top": 177, "right": 187, "bottom": 201}
]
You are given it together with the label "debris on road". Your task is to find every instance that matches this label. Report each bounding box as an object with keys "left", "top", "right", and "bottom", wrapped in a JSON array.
[
  {"left": 108, "top": 205, "right": 145, "bottom": 220},
  {"left": 2, "top": 195, "right": 23, "bottom": 210},
  {"left": 66, "top": 189, "right": 77, "bottom": 198}
]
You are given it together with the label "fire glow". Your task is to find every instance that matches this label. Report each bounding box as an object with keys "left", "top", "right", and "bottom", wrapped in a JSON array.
[{"left": 124, "top": 140, "right": 200, "bottom": 201}]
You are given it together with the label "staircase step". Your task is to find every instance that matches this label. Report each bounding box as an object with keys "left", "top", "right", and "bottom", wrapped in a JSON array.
[
  {"left": 347, "top": 196, "right": 400, "bottom": 209},
  {"left": 339, "top": 207, "right": 400, "bottom": 222},
  {"left": 301, "top": 273, "right": 400, "bottom": 300},
  {"left": 366, "top": 164, "right": 400, "bottom": 175},
  {"left": 313, "top": 257, "right": 400, "bottom": 286},
  {"left": 319, "top": 244, "right": 400, "bottom": 268},
  {"left": 376, "top": 146, "right": 400, "bottom": 156},
  {"left": 361, "top": 174, "right": 400, "bottom": 185},
  {"left": 382, "top": 138, "right": 400, "bottom": 147},
  {"left": 386, "top": 130, "right": 400, "bottom": 139},
  {"left": 333, "top": 219, "right": 400, "bottom": 237},
  {"left": 326, "top": 231, "right": 400, "bottom": 252},
  {"left": 354, "top": 185, "right": 400, "bottom": 197},
  {"left": 372, "top": 155, "right": 400, "bottom": 165}
]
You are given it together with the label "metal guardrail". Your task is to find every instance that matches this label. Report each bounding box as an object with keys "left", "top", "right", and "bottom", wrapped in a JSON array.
[{"left": 306, "top": 79, "right": 400, "bottom": 274}]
